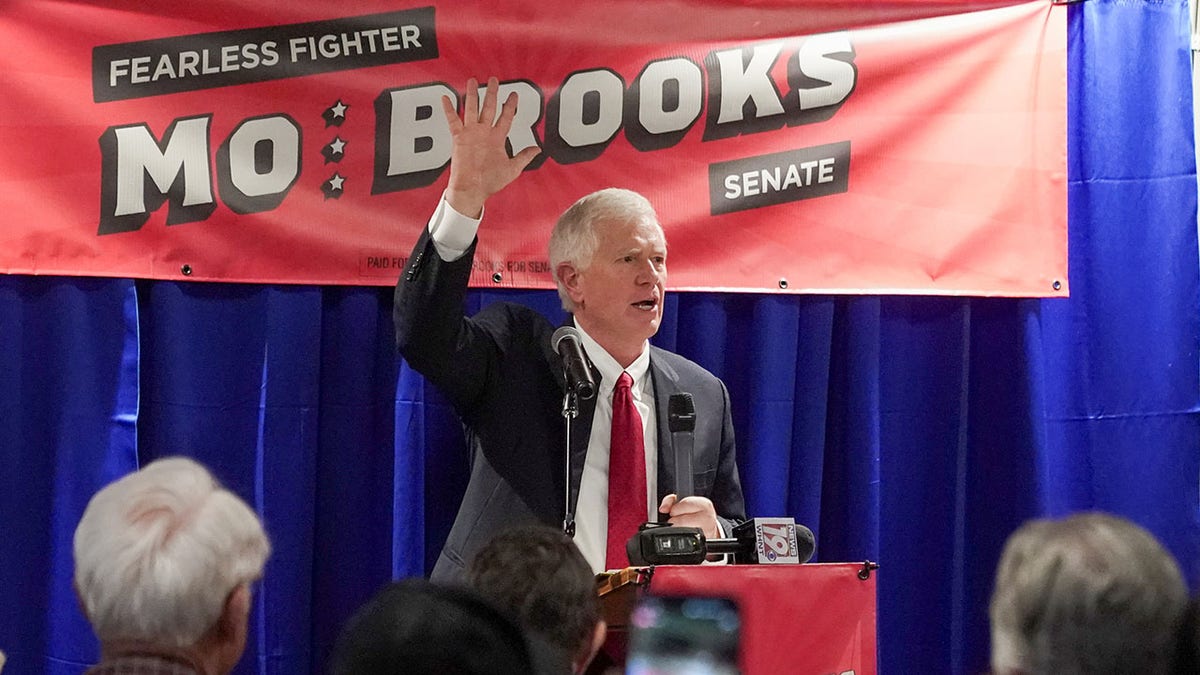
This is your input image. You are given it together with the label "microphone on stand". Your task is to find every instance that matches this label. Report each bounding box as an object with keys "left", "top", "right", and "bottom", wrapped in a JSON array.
[
  {"left": 553, "top": 326, "right": 593, "bottom": 539},
  {"left": 551, "top": 326, "right": 595, "bottom": 400}
]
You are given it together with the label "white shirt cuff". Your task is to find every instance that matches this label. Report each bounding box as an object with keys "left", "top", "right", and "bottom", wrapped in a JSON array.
[{"left": 428, "top": 192, "right": 483, "bottom": 261}]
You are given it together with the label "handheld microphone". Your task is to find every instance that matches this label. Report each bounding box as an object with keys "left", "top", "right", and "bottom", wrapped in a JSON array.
[
  {"left": 551, "top": 326, "right": 596, "bottom": 400},
  {"left": 626, "top": 517, "right": 816, "bottom": 566},
  {"left": 668, "top": 393, "right": 695, "bottom": 499}
]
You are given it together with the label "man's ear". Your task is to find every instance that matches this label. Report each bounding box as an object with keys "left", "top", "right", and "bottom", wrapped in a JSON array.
[
  {"left": 557, "top": 263, "right": 585, "bottom": 306},
  {"left": 573, "top": 619, "right": 607, "bottom": 674},
  {"left": 217, "top": 584, "right": 251, "bottom": 639},
  {"left": 208, "top": 583, "right": 252, "bottom": 674}
]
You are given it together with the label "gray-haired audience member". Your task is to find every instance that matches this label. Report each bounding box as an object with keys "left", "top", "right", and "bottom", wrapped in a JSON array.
[
  {"left": 329, "top": 578, "right": 535, "bottom": 675},
  {"left": 467, "top": 525, "right": 607, "bottom": 674},
  {"left": 989, "top": 511, "right": 1187, "bottom": 675},
  {"left": 73, "top": 457, "right": 270, "bottom": 675}
]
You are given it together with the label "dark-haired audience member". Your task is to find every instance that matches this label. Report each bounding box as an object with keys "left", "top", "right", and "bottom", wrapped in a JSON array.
[
  {"left": 989, "top": 511, "right": 1187, "bottom": 675},
  {"left": 468, "top": 525, "right": 607, "bottom": 674},
  {"left": 73, "top": 457, "right": 271, "bottom": 675},
  {"left": 329, "top": 578, "right": 535, "bottom": 675}
]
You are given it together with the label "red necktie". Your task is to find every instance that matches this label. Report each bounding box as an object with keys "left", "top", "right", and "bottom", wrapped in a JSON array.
[{"left": 606, "top": 371, "right": 647, "bottom": 569}]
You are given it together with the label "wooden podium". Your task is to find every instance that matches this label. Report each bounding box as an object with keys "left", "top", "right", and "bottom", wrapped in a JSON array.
[{"left": 594, "top": 563, "right": 878, "bottom": 674}]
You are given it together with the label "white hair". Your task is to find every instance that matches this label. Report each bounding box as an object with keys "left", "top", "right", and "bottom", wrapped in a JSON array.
[
  {"left": 73, "top": 457, "right": 270, "bottom": 647},
  {"left": 989, "top": 512, "right": 1186, "bottom": 675},
  {"left": 548, "top": 188, "right": 663, "bottom": 312}
]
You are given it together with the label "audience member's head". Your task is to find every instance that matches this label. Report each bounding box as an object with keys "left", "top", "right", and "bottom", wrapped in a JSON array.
[
  {"left": 329, "top": 578, "right": 534, "bottom": 675},
  {"left": 73, "top": 457, "right": 270, "bottom": 674},
  {"left": 467, "top": 525, "right": 606, "bottom": 674},
  {"left": 989, "top": 511, "right": 1187, "bottom": 675}
]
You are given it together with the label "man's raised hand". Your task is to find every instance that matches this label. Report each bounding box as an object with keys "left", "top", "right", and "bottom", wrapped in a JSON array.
[{"left": 442, "top": 76, "right": 541, "bottom": 218}]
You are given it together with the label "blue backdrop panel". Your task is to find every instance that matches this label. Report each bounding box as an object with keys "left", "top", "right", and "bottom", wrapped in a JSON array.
[
  {"left": 137, "top": 282, "right": 325, "bottom": 674},
  {"left": 0, "top": 278, "right": 139, "bottom": 674},
  {"left": 1054, "top": 0, "right": 1199, "bottom": 580},
  {"left": 0, "top": 1, "right": 1197, "bottom": 673}
]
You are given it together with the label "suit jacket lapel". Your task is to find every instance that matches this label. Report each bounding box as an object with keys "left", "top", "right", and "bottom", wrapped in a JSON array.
[{"left": 567, "top": 390, "right": 596, "bottom": 516}]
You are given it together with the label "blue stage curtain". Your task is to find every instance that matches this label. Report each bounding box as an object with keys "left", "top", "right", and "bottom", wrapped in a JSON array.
[{"left": 0, "top": 0, "right": 1196, "bottom": 673}]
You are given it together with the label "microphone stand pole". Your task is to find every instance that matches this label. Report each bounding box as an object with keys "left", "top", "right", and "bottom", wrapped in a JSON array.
[{"left": 561, "top": 389, "right": 578, "bottom": 538}]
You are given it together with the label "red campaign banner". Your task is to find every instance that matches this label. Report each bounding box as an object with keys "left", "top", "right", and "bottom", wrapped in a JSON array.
[
  {"left": 0, "top": 0, "right": 1066, "bottom": 296},
  {"left": 647, "top": 564, "right": 878, "bottom": 674}
]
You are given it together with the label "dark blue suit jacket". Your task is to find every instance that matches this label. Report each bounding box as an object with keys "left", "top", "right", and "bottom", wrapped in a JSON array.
[{"left": 395, "top": 229, "right": 746, "bottom": 583}]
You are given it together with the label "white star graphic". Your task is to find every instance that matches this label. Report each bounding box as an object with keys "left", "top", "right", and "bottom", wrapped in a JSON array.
[
  {"left": 330, "top": 100, "right": 348, "bottom": 118},
  {"left": 329, "top": 173, "right": 345, "bottom": 191},
  {"left": 329, "top": 137, "right": 346, "bottom": 155}
]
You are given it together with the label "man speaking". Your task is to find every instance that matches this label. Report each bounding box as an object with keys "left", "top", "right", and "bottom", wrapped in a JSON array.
[{"left": 394, "top": 77, "right": 746, "bottom": 582}]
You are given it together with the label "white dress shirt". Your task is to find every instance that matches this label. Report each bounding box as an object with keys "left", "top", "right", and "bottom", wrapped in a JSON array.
[{"left": 572, "top": 324, "right": 658, "bottom": 572}]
